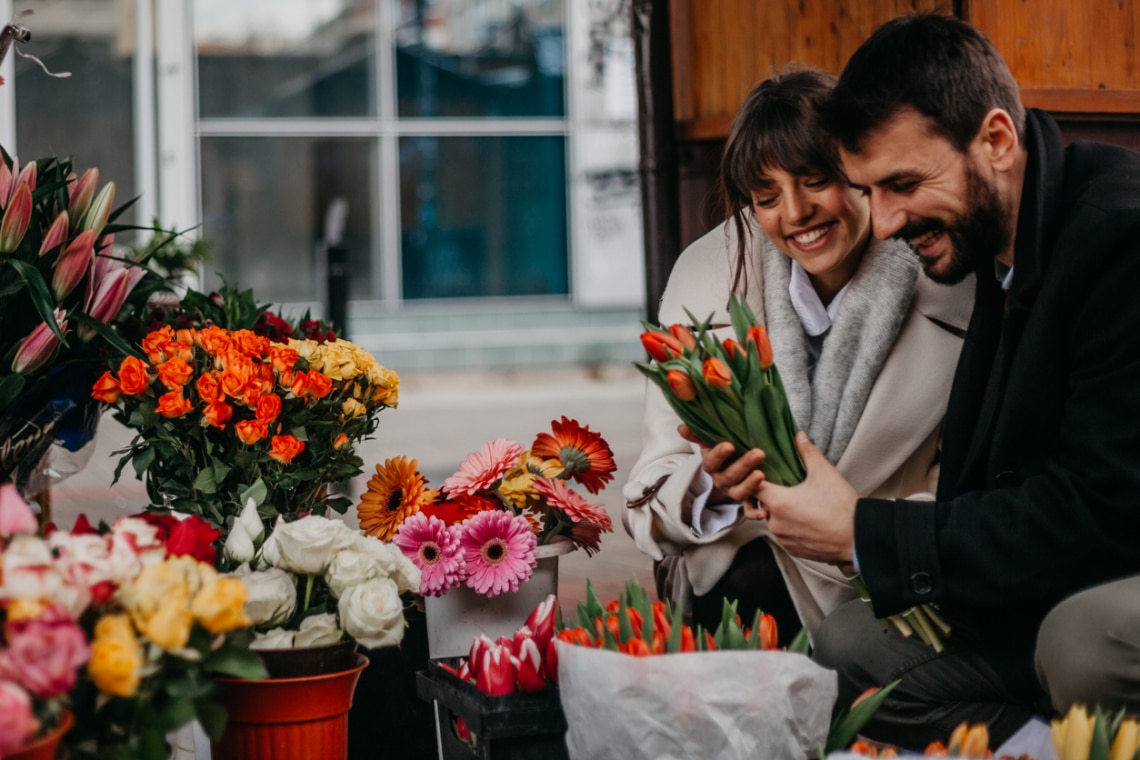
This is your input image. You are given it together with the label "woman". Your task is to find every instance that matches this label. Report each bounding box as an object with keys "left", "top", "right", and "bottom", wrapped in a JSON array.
[{"left": 622, "top": 69, "right": 974, "bottom": 641}]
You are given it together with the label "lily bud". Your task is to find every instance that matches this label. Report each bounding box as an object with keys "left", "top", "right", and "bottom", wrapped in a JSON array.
[
  {"left": 12, "top": 308, "right": 68, "bottom": 375},
  {"left": 15, "top": 160, "right": 37, "bottom": 192},
  {"left": 51, "top": 229, "right": 96, "bottom": 300},
  {"left": 78, "top": 257, "right": 146, "bottom": 340},
  {"left": 0, "top": 159, "right": 13, "bottom": 205},
  {"left": 668, "top": 323, "right": 697, "bottom": 350},
  {"left": 67, "top": 168, "right": 99, "bottom": 225},
  {"left": 0, "top": 182, "right": 33, "bottom": 254},
  {"left": 524, "top": 594, "right": 558, "bottom": 652},
  {"left": 702, "top": 357, "right": 732, "bottom": 391},
  {"left": 82, "top": 181, "right": 116, "bottom": 236},
  {"left": 666, "top": 369, "right": 696, "bottom": 402},
  {"left": 38, "top": 211, "right": 70, "bottom": 257},
  {"left": 640, "top": 331, "right": 684, "bottom": 362},
  {"left": 747, "top": 324, "right": 774, "bottom": 369}
]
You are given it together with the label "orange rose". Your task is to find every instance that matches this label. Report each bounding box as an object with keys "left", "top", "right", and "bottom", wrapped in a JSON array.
[
  {"left": 92, "top": 371, "right": 122, "bottom": 403},
  {"left": 268, "top": 434, "right": 304, "bottom": 464},
  {"left": 289, "top": 370, "right": 312, "bottom": 398},
  {"left": 235, "top": 419, "right": 269, "bottom": 445},
  {"left": 156, "top": 356, "right": 194, "bottom": 389},
  {"left": 141, "top": 326, "right": 174, "bottom": 362},
  {"left": 333, "top": 433, "right": 349, "bottom": 449},
  {"left": 196, "top": 326, "right": 231, "bottom": 356},
  {"left": 156, "top": 390, "right": 194, "bottom": 418},
  {"left": 196, "top": 372, "right": 222, "bottom": 403},
  {"left": 269, "top": 345, "right": 298, "bottom": 373},
  {"left": 118, "top": 356, "right": 151, "bottom": 396},
  {"left": 231, "top": 329, "right": 270, "bottom": 357},
  {"left": 220, "top": 361, "right": 252, "bottom": 399},
  {"left": 307, "top": 371, "right": 333, "bottom": 399},
  {"left": 255, "top": 393, "right": 282, "bottom": 422},
  {"left": 201, "top": 401, "right": 233, "bottom": 429}
]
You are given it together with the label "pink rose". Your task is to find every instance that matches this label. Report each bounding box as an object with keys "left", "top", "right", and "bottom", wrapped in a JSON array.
[
  {"left": 0, "top": 484, "right": 38, "bottom": 537},
  {"left": 5, "top": 607, "right": 90, "bottom": 698},
  {"left": 0, "top": 680, "right": 38, "bottom": 753}
]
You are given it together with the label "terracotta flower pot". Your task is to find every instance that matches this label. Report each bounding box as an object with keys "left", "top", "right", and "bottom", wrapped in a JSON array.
[
  {"left": 8, "top": 708, "right": 73, "bottom": 760},
  {"left": 211, "top": 652, "right": 369, "bottom": 760}
]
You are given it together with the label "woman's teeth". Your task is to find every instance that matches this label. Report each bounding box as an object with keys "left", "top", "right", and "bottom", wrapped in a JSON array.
[
  {"left": 910, "top": 228, "right": 943, "bottom": 247},
  {"left": 793, "top": 225, "right": 830, "bottom": 246}
]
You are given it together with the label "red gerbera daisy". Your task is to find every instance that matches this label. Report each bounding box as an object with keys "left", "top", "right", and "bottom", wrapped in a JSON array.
[
  {"left": 531, "top": 417, "right": 616, "bottom": 494},
  {"left": 421, "top": 493, "right": 500, "bottom": 526}
]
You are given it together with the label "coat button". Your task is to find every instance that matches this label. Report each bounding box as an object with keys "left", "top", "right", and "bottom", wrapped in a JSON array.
[
  {"left": 995, "top": 470, "right": 1021, "bottom": 488},
  {"left": 911, "top": 572, "right": 933, "bottom": 595}
]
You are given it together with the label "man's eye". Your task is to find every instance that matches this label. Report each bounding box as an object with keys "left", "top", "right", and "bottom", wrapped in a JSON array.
[{"left": 889, "top": 181, "right": 918, "bottom": 194}]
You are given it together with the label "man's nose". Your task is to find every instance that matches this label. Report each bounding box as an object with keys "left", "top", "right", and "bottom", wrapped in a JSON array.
[{"left": 870, "top": 195, "right": 906, "bottom": 240}]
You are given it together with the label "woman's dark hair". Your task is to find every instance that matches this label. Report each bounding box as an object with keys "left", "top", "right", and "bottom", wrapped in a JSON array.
[
  {"left": 824, "top": 11, "right": 1025, "bottom": 155},
  {"left": 720, "top": 68, "right": 842, "bottom": 294}
]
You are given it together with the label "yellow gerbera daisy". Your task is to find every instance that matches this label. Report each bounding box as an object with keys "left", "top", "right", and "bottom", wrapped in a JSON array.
[{"left": 357, "top": 456, "right": 438, "bottom": 541}]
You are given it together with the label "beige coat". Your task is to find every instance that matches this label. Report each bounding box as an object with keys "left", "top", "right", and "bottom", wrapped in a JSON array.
[{"left": 622, "top": 219, "right": 975, "bottom": 635}]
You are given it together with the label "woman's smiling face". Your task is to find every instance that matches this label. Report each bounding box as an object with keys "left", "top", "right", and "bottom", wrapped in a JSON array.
[{"left": 750, "top": 167, "right": 873, "bottom": 301}]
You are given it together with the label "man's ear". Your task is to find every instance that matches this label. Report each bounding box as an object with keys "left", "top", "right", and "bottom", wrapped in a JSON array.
[{"left": 975, "top": 108, "right": 1019, "bottom": 172}]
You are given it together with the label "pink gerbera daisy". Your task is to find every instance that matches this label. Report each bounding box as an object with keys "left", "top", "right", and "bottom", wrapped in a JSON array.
[
  {"left": 443, "top": 438, "right": 525, "bottom": 497},
  {"left": 533, "top": 477, "right": 614, "bottom": 532},
  {"left": 458, "top": 510, "right": 537, "bottom": 598},
  {"left": 393, "top": 513, "right": 464, "bottom": 596}
]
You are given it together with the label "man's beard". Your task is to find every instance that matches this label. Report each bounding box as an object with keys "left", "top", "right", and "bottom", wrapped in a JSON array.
[{"left": 897, "top": 162, "right": 1012, "bottom": 285}]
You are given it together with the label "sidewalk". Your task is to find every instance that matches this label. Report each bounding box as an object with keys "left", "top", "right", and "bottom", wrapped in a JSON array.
[{"left": 46, "top": 364, "right": 656, "bottom": 611}]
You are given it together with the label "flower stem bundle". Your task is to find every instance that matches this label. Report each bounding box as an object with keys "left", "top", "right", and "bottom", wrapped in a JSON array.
[{"left": 635, "top": 294, "right": 805, "bottom": 485}]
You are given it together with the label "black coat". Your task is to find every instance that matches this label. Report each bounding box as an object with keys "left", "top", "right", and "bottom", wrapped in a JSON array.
[{"left": 854, "top": 109, "right": 1140, "bottom": 682}]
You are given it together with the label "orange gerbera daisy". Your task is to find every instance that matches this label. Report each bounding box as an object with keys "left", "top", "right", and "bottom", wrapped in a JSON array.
[
  {"left": 357, "top": 456, "right": 438, "bottom": 541},
  {"left": 421, "top": 493, "right": 499, "bottom": 526},
  {"left": 531, "top": 416, "right": 617, "bottom": 494}
]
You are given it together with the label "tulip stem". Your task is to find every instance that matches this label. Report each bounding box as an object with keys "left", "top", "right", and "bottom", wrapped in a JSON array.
[{"left": 302, "top": 573, "right": 314, "bottom": 613}]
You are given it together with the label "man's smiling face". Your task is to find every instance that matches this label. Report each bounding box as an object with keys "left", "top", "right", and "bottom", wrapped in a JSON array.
[{"left": 839, "top": 108, "right": 1012, "bottom": 284}]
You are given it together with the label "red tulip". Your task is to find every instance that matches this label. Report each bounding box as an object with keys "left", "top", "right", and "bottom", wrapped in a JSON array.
[
  {"left": 544, "top": 637, "right": 560, "bottom": 683},
  {"left": 747, "top": 325, "right": 774, "bottom": 369},
  {"left": 513, "top": 637, "right": 547, "bottom": 692},
  {"left": 475, "top": 645, "right": 515, "bottom": 696},
  {"left": 668, "top": 323, "right": 698, "bottom": 350},
  {"left": 666, "top": 369, "right": 696, "bottom": 402},
  {"left": 38, "top": 211, "right": 70, "bottom": 257},
  {"left": 12, "top": 309, "right": 68, "bottom": 376},
  {"left": 524, "top": 594, "right": 558, "bottom": 652},
  {"left": 702, "top": 357, "right": 732, "bottom": 391},
  {"left": 0, "top": 182, "right": 32, "bottom": 253},
  {"left": 640, "top": 331, "right": 684, "bottom": 362},
  {"left": 51, "top": 230, "right": 96, "bottom": 300},
  {"left": 467, "top": 635, "right": 493, "bottom": 681}
]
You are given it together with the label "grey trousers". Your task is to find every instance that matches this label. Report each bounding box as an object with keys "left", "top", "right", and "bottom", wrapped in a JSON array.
[
  {"left": 1036, "top": 574, "right": 1140, "bottom": 714},
  {"left": 813, "top": 599, "right": 1043, "bottom": 750}
]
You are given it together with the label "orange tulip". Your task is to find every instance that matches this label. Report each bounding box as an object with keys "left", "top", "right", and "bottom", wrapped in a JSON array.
[
  {"left": 702, "top": 357, "right": 732, "bottom": 391},
  {"left": 679, "top": 626, "right": 696, "bottom": 652},
  {"left": 201, "top": 401, "right": 233, "bottom": 429},
  {"left": 117, "top": 356, "right": 151, "bottom": 396},
  {"left": 723, "top": 338, "right": 747, "bottom": 359},
  {"left": 747, "top": 324, "right": 774, "bottom": 369},
  {"left": 620, "top": 637, "right": 651, "bottom": 657},
  {"left": 640, "top": 331, "right": 684, "bottom": 362},
  {"left": 666, "top": 369, "right": 696, "bottom": 401},
  {"left": 91, "top": 371, "right": 122, "bottom": 404},
  {"left": 758, "top": 613, "right": 778, "bottom": 650},
  {"left": 652, "top": 601, "right": 670, "bottom": 636},
  {"left": 668, "top": 323, "right": 697, "bottom": 350},
  {"left": 268, "top": 434, "right": 305, "bottom": 464},
  {"left": 156, "top": 390, "right": 193, "bottom": 418}
]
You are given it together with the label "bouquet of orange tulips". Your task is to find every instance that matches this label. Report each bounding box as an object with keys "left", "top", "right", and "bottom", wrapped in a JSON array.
[{"left": 635, "top": 293, "right": 805, "bottom": 485}]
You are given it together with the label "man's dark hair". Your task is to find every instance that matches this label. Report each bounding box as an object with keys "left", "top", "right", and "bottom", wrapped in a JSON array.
[{"left": 824, "top": 11, "right": 1025, "bottom": 154}]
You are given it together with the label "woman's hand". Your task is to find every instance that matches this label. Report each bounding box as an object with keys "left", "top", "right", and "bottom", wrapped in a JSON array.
[{"left": 678, "top": 424, "right": 767, "bottom": 509}]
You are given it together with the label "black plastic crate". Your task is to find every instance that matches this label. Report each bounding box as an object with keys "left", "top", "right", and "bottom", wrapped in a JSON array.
[{"left": 415, "top": 659, "right": 569, "bottom": 760}]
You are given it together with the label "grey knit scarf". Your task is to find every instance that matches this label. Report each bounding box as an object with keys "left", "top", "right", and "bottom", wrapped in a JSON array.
[{"left": 760, "top": 235, "right": 919, "bottom": 463}]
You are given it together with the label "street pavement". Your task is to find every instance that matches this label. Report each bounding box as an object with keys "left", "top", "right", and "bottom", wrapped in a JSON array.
[{"left": 46, "top": 364, "right": 656, "bottom": 612}]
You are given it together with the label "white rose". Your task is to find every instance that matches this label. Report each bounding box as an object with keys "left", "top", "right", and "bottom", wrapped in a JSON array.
[
  {"left": 50, "top": 533, "right": 115, "bottom": 590},
  {"left": 268, "top": 516, "right": 357, "bottom": 576},
  {"left": 110, "top": 517, "right": 166, "bottom": 566},
  {"left": 324, "top": 550, "right": 378, "bottom": 599},
  {"left": 293, "top": 613, "right": 343, "bottom": 647},
  {"left": 250, "top": 628, "right": 296, "bottom": 650},
  {"left": 256, "top": 517, "right": 285, "bottom": 569},
  {"left": 337, "top": 577, "right": 406, "bottom": 650},
  {"left": 351, "top": 534, "right": 422, "bottom": 595},
  {"left": 239, "top": 567, "right": 298, "bottom": 627}
]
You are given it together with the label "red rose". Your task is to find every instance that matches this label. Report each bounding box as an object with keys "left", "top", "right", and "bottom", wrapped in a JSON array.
[{"left": 165, "top": 516, "right": 222, "bottom": 564}]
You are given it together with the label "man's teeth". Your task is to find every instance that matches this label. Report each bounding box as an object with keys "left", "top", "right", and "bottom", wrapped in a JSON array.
[
  {"left": 793, "top": 225, "right": 830, "bottom": 246},
  {"left": 910, "top": 229, "right": 943, "bottom": 247}
]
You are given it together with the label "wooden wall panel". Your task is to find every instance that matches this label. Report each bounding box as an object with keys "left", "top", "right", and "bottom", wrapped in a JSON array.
[
  {"left": 966, "top": 0, "right": 1140, "bottom": 114},
  {"left": 669, "top": 0, "right": 942, "bottom": 140}
]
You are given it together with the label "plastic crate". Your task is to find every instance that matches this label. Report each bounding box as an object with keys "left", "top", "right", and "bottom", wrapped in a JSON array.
[{"left": 415, "top": 659, "right": 569, "bottom": 760}]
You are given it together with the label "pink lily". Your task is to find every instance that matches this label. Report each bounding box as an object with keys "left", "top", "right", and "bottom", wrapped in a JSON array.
[
  {"left": 0, "top": 158, "right": 13, "bottom": 206},
  {"left": 66, "top": 168, "right": 98, "bottom": 227},
  {"left": 0, "top": 182, "right": 33, "bottom": 254},
  {"left": 15, "top": 160, "right": 37, "bottom": 193},
  {"left": 513, "top": 637, "right": 547, "bottom": 692},
  {"left": 38, "top": 211, "right": 70, "bottom": 257},
  {"left": 78, "top": 254, "right": 145, "bottom": 341},
  {"left": 0, "top": 483, "right": 38, "bottom": 537},
  {"left": 52, "top": 229, "right": 96, "bottom": 300},
  {"left": 82, "top": 181, "right": 116, "bottom": 235},
  {"left": 524, "top": 594, "right": 558, "bottom": 652},
  {"left": 12, "top": 308, "right": 68, "bottom": 375}
]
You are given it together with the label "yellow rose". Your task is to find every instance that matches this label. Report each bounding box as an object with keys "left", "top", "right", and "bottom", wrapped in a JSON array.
[
  {"left": 5, "top": 598, "right": 47, "bottom": 622},
  {"left": 89, "top": 614, "right": 143, "bottom": 697},
  {"left": 341, "top": 398, "right": 366, "bottom": 419},
  {"left": 121, "top": 556, "right": 199, "bottom": 629},
  {"left": 142, "top": 590, "right": 194, "bottom": 650},
  {"left": 191, "top": 577, "right": 252, "bottom": 634}
]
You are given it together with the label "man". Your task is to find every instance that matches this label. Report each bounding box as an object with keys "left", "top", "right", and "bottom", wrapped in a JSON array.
[{"left": 736, "top": 11, "right": 1140, "bottom": 747}]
